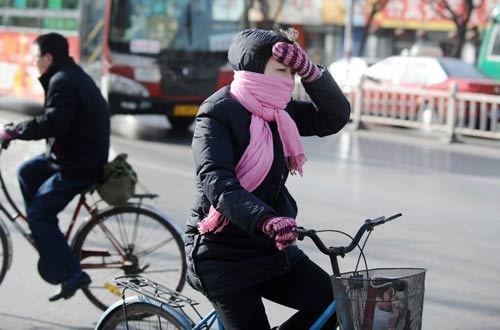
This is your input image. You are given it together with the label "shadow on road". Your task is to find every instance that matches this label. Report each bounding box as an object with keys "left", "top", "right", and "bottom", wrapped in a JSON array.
[
  {"left": 0, "top": 312, "right": 93, "bottom": 330},
  {"left": 111, "top": 114, "right": 193, "bottom": 146}
]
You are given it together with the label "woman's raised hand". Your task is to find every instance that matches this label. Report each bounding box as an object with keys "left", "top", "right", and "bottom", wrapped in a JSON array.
[{"left": 272, "top": 42, "right": 322, "bottom": 83}]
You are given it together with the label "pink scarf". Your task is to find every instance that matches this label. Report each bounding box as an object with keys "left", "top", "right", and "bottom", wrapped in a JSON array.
[{"left": 198, "top": 70, "right": 305, "bottom": 234}]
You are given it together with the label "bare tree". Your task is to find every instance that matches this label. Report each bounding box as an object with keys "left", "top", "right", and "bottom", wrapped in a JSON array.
[
  {"left": 425, "top": 0, "right": 484, "bottom": 57},
  {"left": 254, "top": 0, "right": 285, "bottom": 29},
  {"left": 240, "top": 0, "right": 250, "bottom": 29},
  {"left": 358, "top": 0, "right": 389, "bottom": 56}
]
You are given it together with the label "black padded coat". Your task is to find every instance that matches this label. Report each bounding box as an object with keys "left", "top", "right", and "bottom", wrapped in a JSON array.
[
  {"left": 10, "top": 58, "right": 110, "bottom": 179},
  {"left": 185, "top": 70, "right": 350, "bottom": 298}
]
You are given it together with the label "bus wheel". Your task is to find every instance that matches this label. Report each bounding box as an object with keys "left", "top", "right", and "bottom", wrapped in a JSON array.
[{"left": 167, "top": 116, "right": 193, "bottom": 131}]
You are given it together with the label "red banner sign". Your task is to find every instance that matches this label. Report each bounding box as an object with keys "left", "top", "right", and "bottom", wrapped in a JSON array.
[{"left": 374, "top": 0, "right": 497, "bottom": 30}]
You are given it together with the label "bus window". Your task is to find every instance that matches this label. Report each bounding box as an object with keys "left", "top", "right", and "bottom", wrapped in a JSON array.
[
  {"left": 12, "top": 0, "right": 42, "bottom": 8},
  {"left": 212, "top": 0, "right": 245, "bottom": 21},
  {"left": 43, "top": 17, "right": 78, "bottom": 31},
  {"left": 7, "top": 16, "right": 41, "bottom": 28},
  {"left": 488, "top": 25, "right": 500, "bottom": 58},
  {"left": 0, "top": 0, "right": 98, "bottom": 102},
  {"left": 109, "top": 0, "right": 244, "bottom": 53},
  {"left": 45, "top": 0, "right": 78, "bottom": 9},
  {"left": 80, "top": 0, "right": 106, "bottom": 78},
  {"left": 103, "top": 0, "right": 246, "bottom": 130},
  {"left": 110, "top": 0, "right": 190, "bottom": 52},
  {"left": 477, "top": 5, "right": 499, "bottom": 80}
]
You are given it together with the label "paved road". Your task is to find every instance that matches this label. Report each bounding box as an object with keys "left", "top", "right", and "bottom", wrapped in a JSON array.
[{"left": 0, "top": 111, "right": 499, "bottom": 329}]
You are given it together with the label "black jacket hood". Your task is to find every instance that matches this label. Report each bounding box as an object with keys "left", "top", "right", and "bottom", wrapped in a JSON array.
[{"left": 228, "top": 29, "right": 292, "bottom": 74}]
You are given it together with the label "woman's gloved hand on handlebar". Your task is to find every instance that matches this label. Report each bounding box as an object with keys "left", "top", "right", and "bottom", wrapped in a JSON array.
[{"left": 259, "top": 216, "right": 299, "bottom": 250}]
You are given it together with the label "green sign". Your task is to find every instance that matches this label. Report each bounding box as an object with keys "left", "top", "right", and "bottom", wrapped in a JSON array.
[{"left": 47, "top": 0, "right": 62, "bottom": 9}]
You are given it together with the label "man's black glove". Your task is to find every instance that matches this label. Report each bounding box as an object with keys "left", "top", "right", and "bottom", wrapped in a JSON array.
[{"left": 0, "top": 124, "right": 15, "bottom": 149}]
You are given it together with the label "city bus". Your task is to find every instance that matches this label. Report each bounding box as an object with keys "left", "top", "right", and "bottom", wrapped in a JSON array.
[
  {"left": 477, "top": 4, "right": 500, "bottom": 80},
  {"left": 0, "top": 0, "right": 105, "bottom": 102},
  {"left": 0, "top": 0, "right": 244, "bottom": 130},
  {"left": 101, "top": 0, "right": 244, "bottom": 130}
]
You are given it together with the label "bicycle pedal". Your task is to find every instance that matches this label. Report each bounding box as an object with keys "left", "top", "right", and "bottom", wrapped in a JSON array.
[{"left": 104, "top": 282, "right": 121, "bottom": 297}]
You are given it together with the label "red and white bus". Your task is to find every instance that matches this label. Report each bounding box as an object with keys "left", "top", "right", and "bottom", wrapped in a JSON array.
[
  {"left": 101, "top": 0, "right": 242, "bottom": 129},
  {"left": 1, "top": 0, "right": 243, "bottom": 129},
  {"left": 0, "top": 0, "right": 105, "bottom": 102}
]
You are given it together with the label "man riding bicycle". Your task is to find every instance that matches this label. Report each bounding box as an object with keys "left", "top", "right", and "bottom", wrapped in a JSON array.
[{"left": 0, "top": 33, "right": 110, "bottom": 301}]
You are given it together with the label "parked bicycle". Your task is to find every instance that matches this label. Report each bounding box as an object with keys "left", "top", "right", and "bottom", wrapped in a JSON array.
[
  {"left": 0, "top": 146, "right": 187, "bottom": 311},
  {"left": 94, "top": 213, "right": 427, "bottom": 329}
]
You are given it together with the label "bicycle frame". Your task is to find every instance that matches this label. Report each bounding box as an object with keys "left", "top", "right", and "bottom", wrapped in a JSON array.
[
  {"left": 0, "top": 156, "right": 95, "bottom": 248},
  {"left": 192, "top": 310, "right": 223, "bottom": 330},
  {"left": 106, "top": 234, "right": 356, "bottom": 330},
  {"left": 104, "top": 215, "right": 402, "bottom": 330},
  {"left": 0, "top": 148, "right": 147, "bottom": 266},
  {"left": 110, "top": 272, "right": 335, "bottom": 329}
]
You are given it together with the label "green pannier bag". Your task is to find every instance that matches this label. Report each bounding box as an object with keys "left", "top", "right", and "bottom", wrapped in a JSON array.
[{"left": 97, "top": 153, "right": 138, "bottom": 206}]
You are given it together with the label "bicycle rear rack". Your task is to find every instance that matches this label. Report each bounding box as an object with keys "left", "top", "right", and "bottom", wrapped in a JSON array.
[{"left": 113, "top": 275, "right": 199, "bottom": 309}]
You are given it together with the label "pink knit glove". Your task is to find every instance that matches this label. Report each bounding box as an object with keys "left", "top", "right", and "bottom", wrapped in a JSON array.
[
  {"left": 272, "top": 42, "right": 321, "bottom": 83},
  {"left": 260, "top": 216, "right": 298, "bottom": 251}
]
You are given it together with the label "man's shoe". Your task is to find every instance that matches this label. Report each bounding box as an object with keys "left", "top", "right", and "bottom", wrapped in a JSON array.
[{"left": 48, "top": 271, "right": 91, "bottom": 302}]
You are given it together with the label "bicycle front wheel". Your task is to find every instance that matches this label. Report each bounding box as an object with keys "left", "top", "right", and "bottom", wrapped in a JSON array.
[
  {"left": 72, "top": 205, "right": 186, "bottom": 311},
  {"left": 98, "top": 302, "right": 185, "bottom": 330}
]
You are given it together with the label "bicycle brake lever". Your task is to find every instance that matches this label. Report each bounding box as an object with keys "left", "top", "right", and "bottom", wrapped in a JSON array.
[
  {"left": 385, "top": 213, "right": 402, "bottom": 222},
  {"left": 365, "top": 213, "right": 403, "bottom": 228},
  {"left": 294, "top": 226, "right": 309, "bottom": 241},
  {"left": 365, "top": 216, "right": 385, "bottom": 225}
]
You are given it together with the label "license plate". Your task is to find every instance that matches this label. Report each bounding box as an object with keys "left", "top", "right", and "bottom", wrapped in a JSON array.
[{"left": 173, "top": 104, "right": 198, "bottom": 117}]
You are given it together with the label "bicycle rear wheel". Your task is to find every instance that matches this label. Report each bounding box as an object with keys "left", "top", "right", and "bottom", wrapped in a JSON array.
[
  {"left": 98, "top": 302, "right": 185, "bottom": 330},
  {"left": 0, "top": 219, "right": 12, "bottom": 286},
  {"left": 72, "top": 205, "right": 186, "bottom": 311}
]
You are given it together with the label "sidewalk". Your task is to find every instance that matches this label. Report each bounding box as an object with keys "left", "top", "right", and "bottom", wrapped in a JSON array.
[{"left": 348, "top": 122, "right": 500, "bottom": 154}]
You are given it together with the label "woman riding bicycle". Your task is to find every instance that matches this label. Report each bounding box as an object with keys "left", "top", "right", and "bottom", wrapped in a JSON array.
[{"left": 185, "top": 28, "right": 350, "bottom": 329}]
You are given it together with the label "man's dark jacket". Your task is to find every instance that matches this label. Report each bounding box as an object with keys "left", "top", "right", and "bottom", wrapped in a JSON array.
[
  {"left": 186, "top": 70, "right": 351, "bottom": 298},
  {"left": 11, "top": 58, "right": 110, "bottom": 178}
]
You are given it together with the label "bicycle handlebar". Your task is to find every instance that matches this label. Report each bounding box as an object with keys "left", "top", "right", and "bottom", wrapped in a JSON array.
[{"left": 295, "top": 213, "right": 402, "bottom": 258}]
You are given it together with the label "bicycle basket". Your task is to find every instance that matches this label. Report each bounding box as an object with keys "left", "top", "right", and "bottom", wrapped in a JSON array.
[{"left": 331, "top": 268, "right": 426, "bottom": 330}]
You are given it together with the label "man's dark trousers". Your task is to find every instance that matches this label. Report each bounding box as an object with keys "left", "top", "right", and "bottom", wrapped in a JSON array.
[{"left": 18, "top": 153, "right": 95, "bottom": 284}]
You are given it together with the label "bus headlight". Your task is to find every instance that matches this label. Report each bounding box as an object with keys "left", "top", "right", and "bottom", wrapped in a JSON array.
[{"left": 105, "top": 73, "right": 150, "bottom": 97}]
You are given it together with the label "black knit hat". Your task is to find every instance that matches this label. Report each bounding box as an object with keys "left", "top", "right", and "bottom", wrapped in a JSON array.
[{"left": 228, "top": 29, "right": 293, "bottom": 74}]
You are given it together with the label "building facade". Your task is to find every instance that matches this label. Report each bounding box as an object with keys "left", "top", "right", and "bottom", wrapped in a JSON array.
[{"left": 249, "top": 0, "right": 498, "bottom": 65}]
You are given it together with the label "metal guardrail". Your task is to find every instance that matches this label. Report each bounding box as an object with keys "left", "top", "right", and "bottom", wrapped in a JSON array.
[{"left": 293, "top": 79, "right": 500, "bottom": 142}]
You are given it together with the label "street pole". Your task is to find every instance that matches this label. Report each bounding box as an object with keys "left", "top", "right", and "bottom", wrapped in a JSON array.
[{"left": 344, "top": 0, "right": 354, "bottom": 60}]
